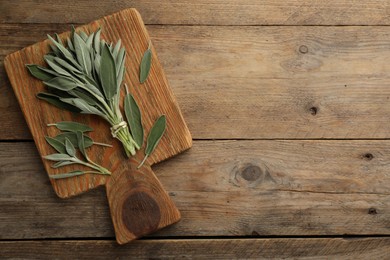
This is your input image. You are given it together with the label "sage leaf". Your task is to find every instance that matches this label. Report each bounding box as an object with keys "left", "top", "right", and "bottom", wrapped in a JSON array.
[
  {"left": 65, "top": 137, "right": 76, "bottom": 157},
  {"left": 53, "top": 57, "right": 82, "bottom": 73},
  {"left": 60, "top": 98, "right": 106, "bottom": 118},
  {"left": 45, "top": 136, "right": 67, "bottom": 154},
  {"left": 93, "top": 28, "right": 101, "bottom": 54},
  {"left": 54, "top": 132, "right": 93, "bottom": 148},
  {"left": 116, "top": 48, "right": 125, "bottom": 75},
  {"left": 26, "top": 64, "right": 55, "bottom": 81},
  {"left": 69, "top": 89, "right": 99, "bottom": 106},
  {"left": 139, "top": 44, "right": 152, "bottom": 83},
  {"left": 51, "top": 161, "right": 76, "bottom": 168},
  {"left": 124, "top": 93, "right": 143, "bottom": 149},
  {"left": 48, "top": 121, "right": 93, "bottom": 133},
  {"left": 80, "top": 31, "right": 88, "bottom": 41},
  {"left": 76, "top": 131, "right": 88, "bottom": 159},
  {"left": 49, "top": 170, "right": 85, "bottom": 179},
  {"left": 47, "top": 34, "right": 80, "bottom": 69},
  {"left": 74, "top": 32, "right": 92, "bottom": 74},
  {"left": 112, "top": 39, "right": 121, "bottom": 59},
  {"left": 55, "top": 33, "right": 63, "bottom": 46},
  {"left": 36, "top": 92, "right": 81, "bottom": 112},
  {"left": 138, "top": 115, "right": 166, "bottom": 168},
  {"left": 43, "top": 153, "right": 73, "bottom": 161},
  {"left": 44, "top": 77, "right": 78, "bottom": 91},
  {"left": 44, "top": 56, "right": 73, "bottom": 77},
  {"left": 100, "top": 43, "right": 117, "bottom": 100},
  {"left": 50, "top": 44, "right": 61, "bottom": 57},
  {"left": 67, "top": 38, "right": 75, "bottom": 52},
  {"left": 86, "top": 33, "right": 94, "bottom": 50}
]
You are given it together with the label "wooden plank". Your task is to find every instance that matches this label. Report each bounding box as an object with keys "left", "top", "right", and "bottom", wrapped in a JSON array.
[
  {"left": 2, "top": 1, "right": 390, "bottom": 25},
  {"left": 1, "top": 141, "right": 389, "bottom": 239},
  {"left": 2, "top": 25, "right": 390, "bottom": 140},
  {"left": 1, "top": 238, "right": 390, "bottom": 259}
]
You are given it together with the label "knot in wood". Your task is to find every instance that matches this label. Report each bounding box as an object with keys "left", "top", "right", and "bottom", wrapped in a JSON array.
[
  {"left": 299, "top": 45, "right": 309, "bottom": 54},
  {"left": 241, "top": 165, "right": 261, "bottom": 181}
]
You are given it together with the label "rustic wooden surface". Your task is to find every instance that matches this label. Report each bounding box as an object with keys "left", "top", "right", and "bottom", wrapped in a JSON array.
[{"left": 1, "top": 0, "right": 390, "bottom": 258}]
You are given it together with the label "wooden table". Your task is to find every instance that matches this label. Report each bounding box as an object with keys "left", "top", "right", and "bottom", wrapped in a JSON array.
[{"left": 1, "top": 1, "right": 390, "bottom": 258}]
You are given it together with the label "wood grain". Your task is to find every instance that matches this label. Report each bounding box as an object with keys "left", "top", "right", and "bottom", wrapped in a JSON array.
[
  {"left": 1, "top": 141, "right": 389, "bottom": 239},
  {"left": 3, "top": 8, "right": 191, "bottom": 244},
  {"left": 2, "top": 238, "right": 390, "bottom": 259},
  {"left": 2, "top": 24, "right": 390, "bottom": 140},
  {"left": 2, "top": 0, "right": 390, "bottom": 25}
]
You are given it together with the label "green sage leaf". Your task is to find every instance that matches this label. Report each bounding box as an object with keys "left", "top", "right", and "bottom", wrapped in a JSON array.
[
  {"left": 48, "top": 121, "right": 93, "bottom": 133},
  {"left": 86, "top": 33, "right": 94, "bottom": 50},
  {"left": 43, "top": 153, "right": 73, "bottom": 161},
  {"left": 76, "top": 131, "right": 87, "bottom": 159},
  {"left": 51, "top": 161, "right": 76, "bottom": 168},
  {"left": 49, "top": 170, "right": 85, "bottom": 179},
  {"left": 138, "top": 115, "right": 166, "bottom": 168},
  {"left": 26, "top": 64, "right": 56, "bottom": 81},
  {"left": 100, "top": 43, "right": 117, "bottom": 100},
  {"left": 73, "top": 32, "right": 92, "bottom": 75},
  {"left": 139, "top": 45, "right": 152, "bottom": 83},
  {"left": 124, "top": 93, "right": 143, "bottom": 149},
  {"left": 54, "top": 132, "right": 93, "bottom": 148},
  {"left": 45, "top": 136, "right": 67, "bottom": 154},
  {"left": 60, "top": 98, "right": 106, "bottom": 118},
  {"left": 44, "top": 55, "right": 73, "bottom": 77},
  {"left": 112, "top": 39, "right": 121, "bottom": 59},
  {"left": 116, "top": 48, "right": 125, "bottom": 75},
  {"left": 80, "top": 31, "right": 88, "bottom": 41},
  {"left": 65, "top": 137, "right": 76, "bottom": 157},
  {"left": 67, "top": 38, "right": 75, "bottom": 52},
  {"left": 55, "top": 33, "right": 63, "bottom": 46},
  {"left": 145, "top": 115, "right": 166, "bottom": 155},
  {"left": 44, "top": 76, "right": 78, "bottom": 91},
  {"left": 36, "top": 92, "right": 81, "bottom": 112},
  {"left": 69, "top": 89, "right": 99, "bottom": 106},
  {"left": 93, "top": 28, "right": 101, "bottom": 54},
  {"left": 47, "top": 34, "right": 80, "bottom": 69},
  {"left": 53, "top": 56, "right": 82, "bottom": 73}
]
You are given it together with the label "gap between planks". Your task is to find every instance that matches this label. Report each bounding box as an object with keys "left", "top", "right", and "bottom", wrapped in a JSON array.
[{"left": 1, "top": 237, "right": 390, "bottom": 259}]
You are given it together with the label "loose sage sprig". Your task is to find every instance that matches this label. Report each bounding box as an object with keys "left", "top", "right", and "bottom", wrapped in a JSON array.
[
  {"left": 47, "top": 121, "right": 112, "bottom": 148},
  {"left": 27, "top": 27, "right": 138, "bottom": 157},
  {"left": 44, "top": 131, "right": 111, "bottom": 179},
  {"left": 44, "top": 121, "right": 111, "bottom": 178}
]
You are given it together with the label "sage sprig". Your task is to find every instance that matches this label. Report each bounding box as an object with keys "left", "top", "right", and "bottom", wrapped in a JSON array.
[
  {"left": 27, "top": 27, "right": 138, "bottom": 157},
  {"left": 44, "top": 126, "right": 111, "bottom": 179},
  {"left": 47, "top": 121, "right": 112, "bottom": 147}
]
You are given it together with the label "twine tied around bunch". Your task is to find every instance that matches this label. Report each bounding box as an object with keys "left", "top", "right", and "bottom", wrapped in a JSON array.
[{"left": 110, "top": 121, "right": 127, "bottom": 138}]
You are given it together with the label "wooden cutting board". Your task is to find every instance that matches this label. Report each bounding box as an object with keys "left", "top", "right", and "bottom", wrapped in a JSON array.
[{"left": 4, "top": 8, "right": 192, "bottom": 244}]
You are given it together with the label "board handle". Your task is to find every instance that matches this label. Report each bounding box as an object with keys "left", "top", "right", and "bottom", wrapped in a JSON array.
[{"left": 105, "top": 157, "right": 181, "bottom": 244}]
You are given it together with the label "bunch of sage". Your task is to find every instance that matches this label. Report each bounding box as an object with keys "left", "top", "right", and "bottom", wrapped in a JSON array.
[
  {"left": 27, "top": 27, "right": 138, "bottom": 157},
  {"left": 44, "top": 121, "right": 111, "bottom": 179},
  {"left": 27, "top": 27, "right": 166, "bottom": 167}
]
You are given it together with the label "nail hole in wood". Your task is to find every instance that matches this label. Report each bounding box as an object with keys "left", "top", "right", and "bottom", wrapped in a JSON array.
[
  {"left": 368, "top": 208, "right": 377, "bottom": 215},
  {"left": 299, "top": 45, "right": 308, "bottom": 54},
  {"left": 363, "top": 153, "right": 374, "bottom": 160},
  {"left": 309, "top": 106, "right": 318, "bottom": 116}
]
